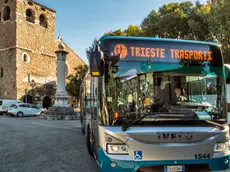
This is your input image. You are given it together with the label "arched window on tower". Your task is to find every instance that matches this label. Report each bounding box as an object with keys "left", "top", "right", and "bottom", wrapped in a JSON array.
[
  {"left": 0, "top": 12, "right": 2, "bottom": 22},
  {"left": 23, "top": 54, "right": 28, "bottom": 62},
  {"left": 3, "top": 6, "right": 10, "bottom": 21},
  {"left": 26, "top": 9, "right": 35, "bottom": 23},
  {"left": 21, "top": 52, "right": 30, "bottom": 63},
  {"left": 39, "top": 14, "right": 48, "bottom": 28}
]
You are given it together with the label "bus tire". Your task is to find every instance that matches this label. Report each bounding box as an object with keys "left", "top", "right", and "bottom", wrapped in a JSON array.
[{"left": 87, "top": 125, "right": 94, "bottom": 156}]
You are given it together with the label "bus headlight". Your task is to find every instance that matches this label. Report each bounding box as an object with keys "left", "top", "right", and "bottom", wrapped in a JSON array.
[
  {"left": 107, "top": 144, "right": 128, "bottom": 154},
  {"left": 214, "top": 142, "right": 229, "bottom": 152}
]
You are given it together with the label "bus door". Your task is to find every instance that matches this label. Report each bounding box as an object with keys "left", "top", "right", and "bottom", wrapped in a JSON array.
[{"left": 91, "top": 77, "right": 99, "bottom": 158}]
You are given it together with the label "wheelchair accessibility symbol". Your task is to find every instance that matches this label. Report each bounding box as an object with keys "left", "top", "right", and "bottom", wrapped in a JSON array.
[{"left": 134, "top": 151, "right": 142, "bottom": 160}]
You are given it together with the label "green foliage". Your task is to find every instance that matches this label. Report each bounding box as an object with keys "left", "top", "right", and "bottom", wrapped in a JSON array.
[
  {"left": 142, "top": 2, "right": 194, "bottom": 38},
  {"left": 66, "top": 64, "right": 88, "bottom": 104},
  {"left": 104, "top": 25, "right": 143, "bottom": 37},
  {"left": 207, "top": 0, "right": 230, "bottom": 62},
  {"left": 104, "top": 29, "right": 126, "bottom": 36},
  {"left": 125, "top": 25, "right": 143, "bottom": 36},
  {"left": 141, "top": 10, "right": 161, "bottom": 37}
]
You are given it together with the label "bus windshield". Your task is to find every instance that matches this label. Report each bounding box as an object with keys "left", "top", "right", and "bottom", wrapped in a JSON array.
[{"left": 99, "top": 39, "right": 227, "bottom": 125}]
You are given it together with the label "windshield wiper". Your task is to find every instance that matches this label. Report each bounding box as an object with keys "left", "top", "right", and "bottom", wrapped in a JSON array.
[
  {"left": 200, "top": 120, "right": 225, "bottom": 130},
  {"left": 121, "top": 113, "right": 155, "bottom": 131}
]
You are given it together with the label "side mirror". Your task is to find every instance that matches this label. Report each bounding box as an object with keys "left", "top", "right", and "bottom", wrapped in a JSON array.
[{"left": 89, "top": 45, "right": 104, "bottom": 77}]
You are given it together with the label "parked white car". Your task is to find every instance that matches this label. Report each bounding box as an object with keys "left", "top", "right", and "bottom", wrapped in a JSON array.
[
  {"left": 0, "top": 99, "right": 20, "bottom": 115},
  {"left": 8, "top": 103, "right": 45, "bottom": 117}
]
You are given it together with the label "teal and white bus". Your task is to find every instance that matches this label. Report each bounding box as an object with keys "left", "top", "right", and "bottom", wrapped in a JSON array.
[{"left": 80, "top": 36, "right": 229, "bottom": 172}]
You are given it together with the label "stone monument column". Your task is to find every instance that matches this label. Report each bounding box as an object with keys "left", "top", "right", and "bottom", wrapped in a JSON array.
[
  {"left": 43, "top": 42, "right": 76, "bottom": 120},
  {"left": 54, "top": 43, "right": 69, "bottom": 107}
]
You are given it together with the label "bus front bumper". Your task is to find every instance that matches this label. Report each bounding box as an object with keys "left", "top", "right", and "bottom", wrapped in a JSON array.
[{"left": 98, "top": 148, "right": 229, "bottom": 172}]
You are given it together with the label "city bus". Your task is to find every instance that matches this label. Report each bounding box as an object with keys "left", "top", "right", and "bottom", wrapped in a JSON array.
[{"left": 81, "top": 36, "right": 229, "bottom": 172}]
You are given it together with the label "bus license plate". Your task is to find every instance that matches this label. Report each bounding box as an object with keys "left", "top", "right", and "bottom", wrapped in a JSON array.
[{"left": 164, "top": 165, "right": 185, "bottom": 172}]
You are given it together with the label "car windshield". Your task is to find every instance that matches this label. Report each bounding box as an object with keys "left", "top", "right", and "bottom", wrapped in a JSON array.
[{"left": 103, "top": 61, "right": 226, "bottom": 125}]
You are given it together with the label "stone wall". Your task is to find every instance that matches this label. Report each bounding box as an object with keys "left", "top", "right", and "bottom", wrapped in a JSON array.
[
  {"left": 16, "top": 0, "right": 56, "bottom": 55},
  {"left": 16, "top": 48, "right": 57, "bottom": 100},
  {"left": 0, "top": 0, "right": 16, "bottom": 49},
  {"left": 0, "top": 48, "right": 17, "bottom": 99}
]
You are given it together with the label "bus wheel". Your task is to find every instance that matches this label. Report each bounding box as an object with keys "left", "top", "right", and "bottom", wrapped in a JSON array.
[{"left": 86, "top": 126, "right": 94, "bottom": 156}]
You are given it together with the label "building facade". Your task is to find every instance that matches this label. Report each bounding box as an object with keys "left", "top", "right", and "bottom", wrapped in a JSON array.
[{"left": 0, "top": 0, "right": 85, "bottom": 107}]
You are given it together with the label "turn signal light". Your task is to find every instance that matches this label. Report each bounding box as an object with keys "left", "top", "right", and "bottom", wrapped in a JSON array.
[{"left": 92, "top": 72, "right": 100, "bottom": 76}]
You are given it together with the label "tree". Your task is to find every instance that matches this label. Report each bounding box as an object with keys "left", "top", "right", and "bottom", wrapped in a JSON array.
[
  {"left": 207, "top": 0, "right": 230, "bottom": 62},
  {"left": 104, "top": 29, "right": 126, "bottom": 36},
  {"left": 141, "top": 2, "right": 194, "bottom": 39},
  {"left": 187, "top": 3, "right": 212, "bottom": 41},
  {"left": 141, "top": 10, "right": 161, "bottom": 37},
  {"left": 125, "top": 25, "right": 143, "bottom": 36},
  {"left": 66, "top": 64, "right": 88, "bottom": 106}
]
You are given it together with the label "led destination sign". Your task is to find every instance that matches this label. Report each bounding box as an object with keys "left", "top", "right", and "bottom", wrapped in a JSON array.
[{"left": 111, "top": 42, "right": 213, "bottom": 62}]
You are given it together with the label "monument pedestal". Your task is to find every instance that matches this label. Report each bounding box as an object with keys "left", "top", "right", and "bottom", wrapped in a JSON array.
[
  {"left": 42, "top": 106, "right": 78, "bottom": 120},
  {"left": 54, "top": 91, "right": 69, "bottom": 107}
]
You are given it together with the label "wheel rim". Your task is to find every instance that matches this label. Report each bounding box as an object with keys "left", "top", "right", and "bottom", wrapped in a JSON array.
[{"left": 18, "top": 112, "right": 23, "bottom": 117}]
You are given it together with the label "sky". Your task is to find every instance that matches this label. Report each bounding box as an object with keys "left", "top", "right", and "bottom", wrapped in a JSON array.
[{"left": 35, "top": 0, "right": 207, "bottom": 64}]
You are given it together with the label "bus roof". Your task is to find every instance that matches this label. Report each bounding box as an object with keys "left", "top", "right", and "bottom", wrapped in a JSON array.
[{"left": 98, "top": 36, "right": 220, "bottom": 47}]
